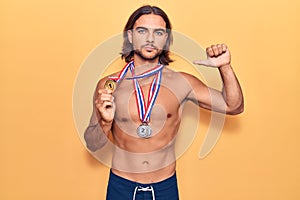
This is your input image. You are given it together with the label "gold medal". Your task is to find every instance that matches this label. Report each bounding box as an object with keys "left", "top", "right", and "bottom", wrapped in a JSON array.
[{"left": 104, "top": 79, "right": 117, "bottom": 92}]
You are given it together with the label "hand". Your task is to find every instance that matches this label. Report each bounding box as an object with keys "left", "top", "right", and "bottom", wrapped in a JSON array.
[
  {"left": 193, "top": 44, "right": 231, "bottom": 68},
  {"left": 95, "top": 89, "right": 115, "bottom": 123}
]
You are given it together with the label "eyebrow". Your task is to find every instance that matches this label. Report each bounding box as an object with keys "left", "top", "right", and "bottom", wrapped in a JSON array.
[{"left": 135, "top": 26, "right": 166, "bottom": 32}]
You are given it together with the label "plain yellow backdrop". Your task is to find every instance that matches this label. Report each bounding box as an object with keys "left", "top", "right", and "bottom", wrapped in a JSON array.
[{"left": 1, "top": 0, "right": 300, "bottom": 199}]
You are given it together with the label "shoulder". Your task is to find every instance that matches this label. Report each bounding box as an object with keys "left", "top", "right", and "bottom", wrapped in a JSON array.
[
  {"left": 162, "top": 66, "right": 203, "bottom": 84},
  {"left": 160, "top": 67, "right": 196, "bottom": 97},
  {"left": 162, "top": 67, "right": 208, "bottom": 99},
  {"left": 178, "top": 71, "right": 206, "bottom": 87},
  {"left": 178, "top": 71, "right": 200, "bottom": 82},
  {"left": 162, "top": 66, "right": 183, "bottom": 80}
]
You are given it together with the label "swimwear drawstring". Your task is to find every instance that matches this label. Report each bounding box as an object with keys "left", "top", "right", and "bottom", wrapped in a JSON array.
[{"left": 132, "top": 185, "right": 155, "bottom": 200}]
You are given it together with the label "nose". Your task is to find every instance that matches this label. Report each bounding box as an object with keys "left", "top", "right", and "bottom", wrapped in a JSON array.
[{"left": 146, "top": 32, "right": 154, "bottom": 43}]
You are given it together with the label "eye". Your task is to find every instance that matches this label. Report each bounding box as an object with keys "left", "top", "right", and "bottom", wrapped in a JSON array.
[
  {"left": 155, "top": 31, "right": 164, "bottom": 36},
  {"left": 137, "top": 29, "right": 146, "bottom": 34}
]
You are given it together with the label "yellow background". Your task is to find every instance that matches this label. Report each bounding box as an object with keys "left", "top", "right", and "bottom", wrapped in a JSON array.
[{"left": 1, "top": 0, "right": 300, "bottom": 199}]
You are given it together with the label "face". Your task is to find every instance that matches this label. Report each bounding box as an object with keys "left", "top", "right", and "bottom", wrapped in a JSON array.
[{"left": 127, "top": 14, "right": 168, "bottom": 62}]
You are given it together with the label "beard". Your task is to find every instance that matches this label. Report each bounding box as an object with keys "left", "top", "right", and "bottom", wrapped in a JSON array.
[{"left": 134, "top": 45, "right": 163, "bottom": 61}]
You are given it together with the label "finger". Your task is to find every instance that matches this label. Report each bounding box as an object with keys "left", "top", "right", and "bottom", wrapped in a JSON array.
[
  {"left": 98, "top": 88, "right": 113, "bottom": 94},
  {"left": 221, "top": 44, "right": 227, "bottom": 52},
  {"left": 206, "top": 47, "right": 214, "bottom": 57},
  {"left": 206, "top": 47, "right": 213, "bottom": 57},
  {"left": 95, "top": 98, "right": 107, "bottom": 108},
  {"left": 211, "top": 45, "right": 219, "bottom": 56},
  {"left": 95, "top": 95, "right": 114, "bottom": 106},
  {"left": 105, "top": 89, "right": 113, "bottom": 94},
  {"left": 217, "top": 44, "right": 223, "bottom": 54},
  {"left": 102, "top": 101, "right": 113, "bottom": 109},
  {"left": 98, "top": 89, "right": 112, "bottom": 96},
  {"left": 193, "top": 59, "right": 210, "bottom": 66},
  {"left": 97, "top": 100, "right": 113, "bottom": 111},
  {"left": 95, "top": 99, "right": 102, "bottom": 109},
  {"left": 96, "top": 92, "right": 113, "bottom": 100},
  {"left": 98, "top": 89, "right": 105, "bottom": 94},
  {"left": 98, "top": 98, "right": 114, "bottom": 107},
  {"left": 99, "top": 94, "right": 114, "bottom": 101}
]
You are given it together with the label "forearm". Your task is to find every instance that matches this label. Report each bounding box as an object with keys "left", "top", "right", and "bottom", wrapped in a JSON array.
[
  {"left": 219, "top": 64, "right": 244, "bottom": 115},
  {"left": 84, "top": 108, "right": 112, "bottom": 152}
]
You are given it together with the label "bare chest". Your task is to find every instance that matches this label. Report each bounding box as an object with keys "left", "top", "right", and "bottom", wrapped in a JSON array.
[{"left": 113, "top": 80, "right": 181, "bottom": 124}]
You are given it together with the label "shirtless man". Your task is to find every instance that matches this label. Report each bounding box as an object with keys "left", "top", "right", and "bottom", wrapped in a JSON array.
[{"left": 84, "top": 5, "right": 244, "bottom": 200}]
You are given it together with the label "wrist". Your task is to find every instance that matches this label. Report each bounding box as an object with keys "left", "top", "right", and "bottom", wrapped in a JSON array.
[
  {"left": 99, "top": 119, "right": 113, "bottom": 134},
  {"left": 100, "top": 119, "right": 113, "bottom": 126},
  {"left": 219, "top": 63, "right": 232, "bottom": 71}
]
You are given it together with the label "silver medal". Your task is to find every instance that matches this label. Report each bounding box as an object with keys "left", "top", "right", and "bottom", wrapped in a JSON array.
[{"left": 137, "top": 123, "right": 152, "bottom": 138}]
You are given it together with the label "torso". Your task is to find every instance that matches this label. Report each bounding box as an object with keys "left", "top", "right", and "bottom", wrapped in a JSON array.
[{"left": 109, "top": 66, "right": 194, "bottom": 183}]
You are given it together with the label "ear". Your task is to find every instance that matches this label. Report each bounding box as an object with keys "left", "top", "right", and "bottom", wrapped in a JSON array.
[
  {"left": 165, "top": 32, "right": 168, "bottom": 40},
  {"left": 127, "top": 30, "right": 133, "bottom": 44}
]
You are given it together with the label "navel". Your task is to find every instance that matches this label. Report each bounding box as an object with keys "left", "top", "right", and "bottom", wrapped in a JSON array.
[{"left": 142, "top": 161, "right": 149, "bottom": 166}]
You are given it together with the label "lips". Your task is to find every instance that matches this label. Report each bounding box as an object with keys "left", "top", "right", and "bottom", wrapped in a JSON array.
[{"left": 143, "top": 45, "right": 157, "bottom": 51}]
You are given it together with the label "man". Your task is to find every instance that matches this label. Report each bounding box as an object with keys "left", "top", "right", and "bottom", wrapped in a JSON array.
[{"left": 84, "top": 5, "right": 244, "bottom": 200}]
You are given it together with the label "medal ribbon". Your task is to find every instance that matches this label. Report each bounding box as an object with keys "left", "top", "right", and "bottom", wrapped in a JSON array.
[
  {"left": 109, "top": 60, "right": 163, "bottom": 81},
  {"left": 132, "top": 65, "right": 163, "bottom": 123},
  {"left": 109, "top": 60, "right": 134, "bottom": 83},
  {"left": 109, "top": 60, "right": 164, "bottom": 123}
]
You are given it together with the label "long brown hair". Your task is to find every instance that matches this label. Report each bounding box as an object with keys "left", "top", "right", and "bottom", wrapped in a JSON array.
[{"left": 121, "top": 5, "right": 173, "bottom": 65}]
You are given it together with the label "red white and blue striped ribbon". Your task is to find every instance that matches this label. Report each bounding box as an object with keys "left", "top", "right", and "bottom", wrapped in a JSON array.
[
  {"left": 132, "top": 67, "right": 162, "bottom": 123},
  {"left": 109, "top": 60, "right": 134, "bottom": 83},
  {"left": 109, "top": 61, "right": 164, "bottom": 123},
  {"left": 109, "top": 60, "right": 164, "bottom": 81}
]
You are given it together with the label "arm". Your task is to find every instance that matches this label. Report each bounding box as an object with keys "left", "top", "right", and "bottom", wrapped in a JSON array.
[
  {"left": 84, "top": 78, "right": 115, "bottom": 152},
  {"left": 186, "top": 44, "right": 244, "bottom": 115}
]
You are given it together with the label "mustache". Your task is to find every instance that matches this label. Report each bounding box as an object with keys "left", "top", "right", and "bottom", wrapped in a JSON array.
[{"left": 141, "top": 44, "right": 158, "bottom": 49}]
